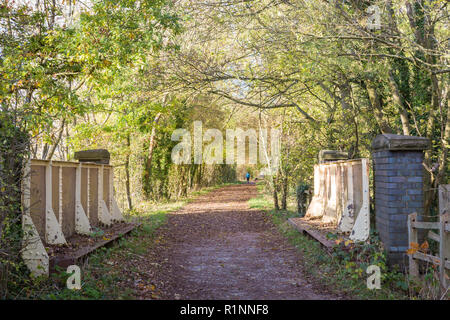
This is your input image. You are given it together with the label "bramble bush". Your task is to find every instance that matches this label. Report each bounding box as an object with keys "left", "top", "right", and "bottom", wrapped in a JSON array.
[
  {"left": 0, "top": 112, "right": 30, "bottom": 299},
  {"left": 327, "top": 231, "right": 409, "bottom": 293}
]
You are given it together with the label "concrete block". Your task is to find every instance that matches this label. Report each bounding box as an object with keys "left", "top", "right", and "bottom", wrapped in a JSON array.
[{"left": 372, "top": 134, "right": 431, "bottom": 152}]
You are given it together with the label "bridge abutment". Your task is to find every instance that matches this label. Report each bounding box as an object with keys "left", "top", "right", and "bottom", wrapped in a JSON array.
[{"left": 371, "top": 134, "right": 430, "bottom": 267}]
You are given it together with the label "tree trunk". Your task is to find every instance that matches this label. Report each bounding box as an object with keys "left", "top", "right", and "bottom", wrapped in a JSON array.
[
  {"left": 423, "top": 53, "right": 440, "bottom": 217},
  {"left": 125, "top": 134, "right": 133, "bottom": 210},
  {"left": 388, "top": 71, "right": 411, "bottom": 135},
  {"left": 146, "top": 113, "right": 162, "bottom": 172},
  {"left": 143, "top": 113, "right": 162, "bottom": 197},
  {"left": 365, "top": 83, "right": 394, "bottom": 134},
  {"left": 436, "top": 89, "right": 449, "bottom": 186},
  {"left": 41, "top": 143, "right": 48, "bottom": 160},
  {"left": 273, "top": 176, "right": 280, "bottom": 211},
  {"left": 281, "top": 175, "right": 288, "bottom": 210},
  {"left": 406, "top": 0, "right": 443, "bottom": 216},
  {"left": 46, "top": 118, "right": 66, "bottom": 160}
]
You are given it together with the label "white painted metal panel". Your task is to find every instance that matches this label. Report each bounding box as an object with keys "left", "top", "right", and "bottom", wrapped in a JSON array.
[
  {"left": 97, "top": 165, "right": 112, "bottom": 226},
  {"left": 21, "top": 160, "right": 49, "bottom": 276},
  {"left": 305, "top": 158, "right": 370, "bottom": 242},
  {"left": 75, "top": 164, "right": 92, "bottom": 235},
  {"left": 45, "top": 162, "right": 66, "bottom": 245}
]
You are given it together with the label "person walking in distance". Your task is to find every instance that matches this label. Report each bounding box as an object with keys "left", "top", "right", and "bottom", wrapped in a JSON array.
[{"left": 246, "top": 172, "right": 250, "bottom": 184}]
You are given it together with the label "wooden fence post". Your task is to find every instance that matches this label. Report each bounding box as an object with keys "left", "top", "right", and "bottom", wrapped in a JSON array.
[
  {"left": 408, "top": 212, "right": 419, "bottom": 278},
  {"left": 439, "top": 185, "right": 449, "bottom": 215},
  {"left": 440, "top": 213, "right": 450, "bottom": 294}
]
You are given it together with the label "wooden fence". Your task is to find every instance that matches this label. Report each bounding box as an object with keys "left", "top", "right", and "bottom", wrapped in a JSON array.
[
  {"left": 21, "top": 159, "right": 124, "bottom": 276},
  {"left": 305, "top": 158, "right": 370, "bottom": 242},
  {"left": 408, "top": 185, "right": 450, "bottom": 293}
]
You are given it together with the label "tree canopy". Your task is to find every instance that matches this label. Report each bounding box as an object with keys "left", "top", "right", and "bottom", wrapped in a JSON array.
[{"left": 1, "top": 0, "right": 448, "bottom": 210}]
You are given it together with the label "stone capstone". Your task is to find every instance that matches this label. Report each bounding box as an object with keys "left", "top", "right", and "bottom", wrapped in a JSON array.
[{"left": 74, "top": 149, "right": 110, "bottom": 164}]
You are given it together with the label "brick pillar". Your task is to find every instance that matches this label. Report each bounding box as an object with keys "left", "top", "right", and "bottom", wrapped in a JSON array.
[{"left": 372, "top": 134, "right": 430, "bottom": 267}]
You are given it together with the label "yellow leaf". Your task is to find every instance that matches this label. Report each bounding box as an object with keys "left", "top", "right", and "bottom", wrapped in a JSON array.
[
  {"left": 344, "top": 240, "right": 353, "bottom": 246},
  {"left": 406, "top": 242, "right": 419, "bottom": 255},
  {"left": 420, "top": 241, "right": 429, "bottom": 252}
]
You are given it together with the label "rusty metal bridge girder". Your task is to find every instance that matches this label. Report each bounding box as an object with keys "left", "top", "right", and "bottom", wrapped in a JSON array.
[
  {"left": 305, "top": 158, "right": 370, "bottom": 242},
  {"left": 21, "top": 159, "right": 125, "bottom": 277}
]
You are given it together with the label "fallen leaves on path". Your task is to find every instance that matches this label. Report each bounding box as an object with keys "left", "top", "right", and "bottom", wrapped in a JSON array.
[{"left": 106, "top": 184, "right": 339, "bottom": 300}]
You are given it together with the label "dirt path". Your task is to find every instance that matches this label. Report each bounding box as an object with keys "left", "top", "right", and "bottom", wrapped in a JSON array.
[{"left": 134, "top": 184, "right": 339, "bottom": 300}]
